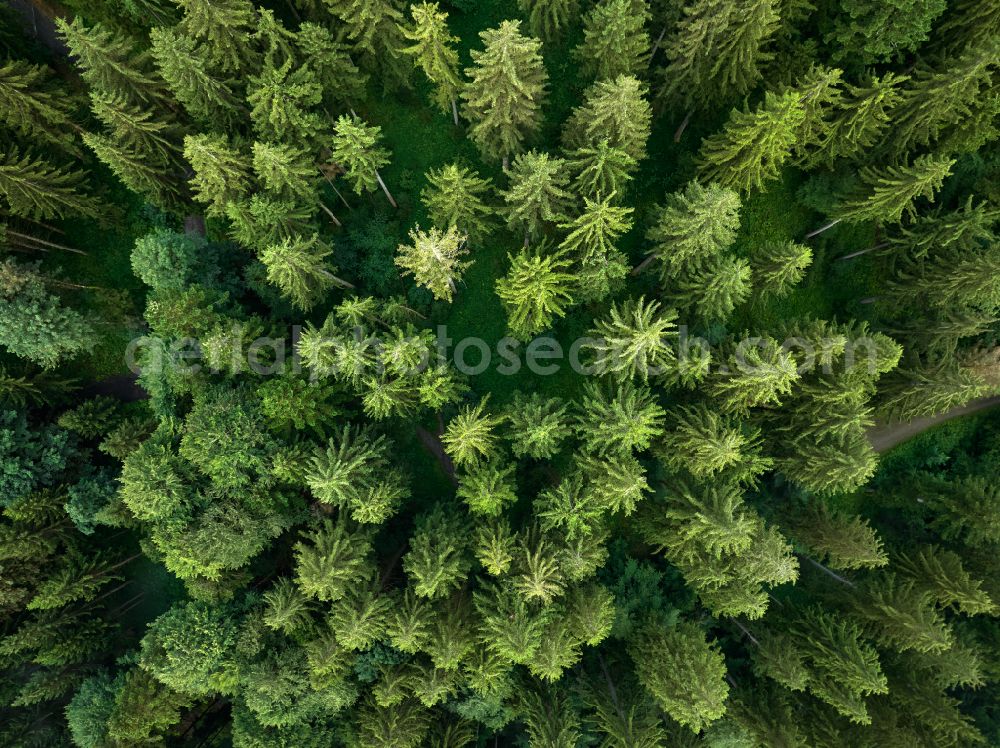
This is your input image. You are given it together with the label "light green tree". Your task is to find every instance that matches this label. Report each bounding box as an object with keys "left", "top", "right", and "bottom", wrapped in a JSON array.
[
  {"left": 573, "top": 380, "right": 665, "bottom": 456},
  {"left": 183, "top": 133, "right": 253, "bottom": 216},
  {"left": 831, "top": 154, "right": 955, "bottom": 226},
  {"left": 442, "top": 399, "right": 502, "bottom": 469},
  {"left": 331, "top": 113, "right": 396, "bottom": 207},
  {"left": 502, "top": 150, "right": 574, "bottom": 242},
  {"left": 421, "top": 164, "right": 495, "bottom": 238},
  {"left": 496, "top": 245, "right": 576, "bottom": 340},
  {"left": 0, "top": 59, "right": 80, "bottom": 154},
  {"left": 401, "top": 2, "right": 462, "bottom": 123},
  {"left": 261, "top": 234, "right": 353, "bottom": 310},
  {"left": 751, "top": 241, "right": 812, "bottom": 298},
  {"left": 518, "top": 0, "right": 580, "bottom": 40},
  {"left": 585, "top": 297, "right": 677, "bottom": 381},
  {"left": 395, "top": 225, "right": 471, "bottom": 302},
  {"left": 697, "top": 91, "right": 805, "bottom": 193},
  {"left": 565, "top": 140, "right": 637, "bottom": 200},
  {"left": 462, "top": 20, "right": 548, "bottom": 165},
  {"left": 176, "top": 0, "right": 257, "bottom": 73},
  {"left": 562, "top": 75, "right": 652, "bottom": 161},
  {"left": 0, "top": 148, "right": 100, "bottom": 221},
  {"left": 575, "top": 0, "right": 650, "bottom": 80},
  {"left": 149, "top": 27, "right": 240, "bottom": 125}
]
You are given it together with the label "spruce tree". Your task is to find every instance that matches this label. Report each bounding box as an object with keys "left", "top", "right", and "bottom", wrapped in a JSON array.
[
  {"left": 585, "top": 296, "right": 677, "bottom": 381},
  {"left": 657, "top": 403, "right": 769, "bottom": 480},
  {"left": 671, "top": 254, "right": 752, "bottom": 323},
  {"left": 878, "top": 363, "right": 987, "bottom": 421},
  {"left": 175, "top": 0, "right": 257, "bottom": 73},
  {"left": 404, "top": 506, "right": 472, "bottom": 598},
  {"left": 401, "top": 2, "right": 462, "bottom": 123},
  {"left": 709, "top": 337, "right": 799, "bottom": 413},
  {"left": 785, "top": 503, "right": 888, "bottom": 571},
  {"left": 657, "top": 0, "right": 780, "bottom": 120},
  {"left": 461, "top": 20, "right": 548, "bottom": 164},
  {"left": 89, "top": 90, "right": 185, "bottom": 168},
  {"left": 495, "top": 245, "right": 576, "bottom": 340},
  {"left": 574, "top": 0, "right": 650, "bottom": 80},
  {"left": 0, "top": 59, "right": 80, "bottom": 154},
  {"left": 502, "top": 150, "right": 574, "bottom": 242},
  {"left": 697, "top": 91, "right": 805, "bottom": 193},
  {"left": 832, "top": 154, "right": 955, "bottom": 225},
  {"left": 331, "top": 113, "right": 396, "bottom": 206},
  {"left": 442, "top": 399, "right": 501, "bottom": 469},
  {"left": 149, "top": 26, "right": 240, "bottom": 125},
  {"left": 321, "top": 0, "right": 410, "bottom": 88},
  {"left": 810, "top": 73, "right": 905, "bottom": 166},
  {"left": 252, "top": 141, "right": 319, "bottom": 206},
  {"left": 559, "top": 193, "right": 634, "bottom": 302},
  {"left": 0, "top": 148, "right": 101, "bottom": 221},
  {"left": 83, "top": 131, "right": 182, "bottom": 210},
  {"left": 294, "top": 519, "right": 374, "bottom": 602},
  {"left": 562, "top": 75, "right": 652, "bottom": 162},
  {"left": 56, "top": 17, "right": 167, "bottom": 104},
  {"left": 751, "top": 241, "right": 812, "bottom": 298},
  {"left": 565, "top": 140, "right": 637, "bottom": 200},
  {"left": 261, "top": 234, "right": 353, "bottom": 311},
  {"left": 183, "top": 133, "right": 253, "bottom": 216},
  {"left": 395, "top": 225, "right": 471, "bottom": 302},
  {"left": 247, "top": 59, "right": 324, "bottom": 145},
  {"left": 573, "top": 380, "right": 665, "bottom": 456},
  {"left": 517, "top": 0, "right": 580, "bottom": 40},
  {"left": 628, "top": 621, "right": 729, "bottom": 733},
  {"left": 887, "top": 42, "right": 998, "bottom": 157},
  {"left": 827, "top": 0, "right": 946, "bottom": 63},
  {"left": 421, "top": 164, "right": 495, "bottom": 238},
  {"left": 296, "top": 22, "right": 367, "bottom": 107},
  {"left": 638, "top": 180, "right": 741, "bottom": 277},
  {"left": 503, "top": 393, "right": 570, "bottom": 459}
]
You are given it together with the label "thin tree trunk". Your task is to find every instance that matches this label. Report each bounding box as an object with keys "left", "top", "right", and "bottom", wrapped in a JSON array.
[
  {"left": 731, "top": 619, "right": 760, "bottom": 645},
  {"left": 673, "top": 108, "right": 693, "bottom": 142},
  {"left": 650, "top": 24, "right": 668, "bottom": 60},
  {"left": 801, "top": 554, "right": 855, "bottom": 586},
  {"left": 47, "top": 279, "right": 105, "bottom": 291},
  {"left": 374, "top": 170, "right": 397, "bottom": 208},
  {"left": 451, "top": 98, "right": 459, "bottom": 126},
  {"left": 805, "top": 217, "right": 842, "bottom": 239},
  {"left": 319, "top": 168, "right": 353, "bottom": 210},
  {"left": 320, "top": 269, "right": 355, "bottom": 289},
  {"left": 631, "top": 253, "right": 657, "bottom": 276},
  {"left": 859, "top": 296, "right": 878, "bottom": 305},
  {"left": 502, "top": 155, "right": 509, "bottom": 172},
  {"left": 92, "top": 552, "right": 143, "bottom": 577},
  {"left": 838, "top": 242, "right": 890, "bottom": 261},
  {"left": 319, "top": 202, "right": 342, "bottom": 227},
  {"left": 7, "top": 230, "right": 86, "bottom": 255}
]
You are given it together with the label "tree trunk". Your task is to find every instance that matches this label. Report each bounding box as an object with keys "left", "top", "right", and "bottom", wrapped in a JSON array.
[
  {"left": 631, "top": 253, "right": 657, "bottom": 276},
  {"left": 837, "top": 242, "right": 889, "bottom": 261},
  {"left": 374, "top": 170, "right": 397, "bottom": 208},
  {"left": 673, "top": 109, "right": 693, "bottom": 143},
  {"left": 502, "top": 155, "right": 510, "bottom": 172},
  {"left": 319, "top": 202, "right": 342, "bottom": 227},
  {"left": 801, "top": 554, "right": 855, "bottom": 586},
  {"left": 650, "top": 24, "right": 668, "bottom": 61},
  {"left": 320, "top": 269, "right": 355, "bottom": 289},
  {"left": 451, "top": 98, "right": 459, "bottom": 126},
  {"left": 6, "top": 230, "right": 87, "bottom": 255},
  {"left": 805, "top": 217, "right": 843, "bottom": 239}
]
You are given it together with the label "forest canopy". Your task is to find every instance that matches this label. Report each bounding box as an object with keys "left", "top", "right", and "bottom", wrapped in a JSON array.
[{"left": 1, "top": 0, "right": 1000, "bottom": 746}]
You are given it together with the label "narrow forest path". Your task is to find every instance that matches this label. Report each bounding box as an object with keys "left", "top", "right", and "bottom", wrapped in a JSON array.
[
  {"left": 5, "top": 0, "right": 67, "bottom": 55},
  {"left": 867, "top": 395, "right": 1000, "bottom": 453}
]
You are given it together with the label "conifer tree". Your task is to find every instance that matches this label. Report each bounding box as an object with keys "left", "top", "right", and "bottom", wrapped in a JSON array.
[
  {"left": 810, "top": 73, "right": 905, "bottom": 166},
  {"left": 574, "top": 0, "right": 650, "bottom": 80},
  {"left": 457, "top": 461, "right": 518, "bottom": 516},
  {"left": 421, "top": 164, "right": 495, "bottom": 239},
  {"left": 879, "top": 363, "right": 988, "bottom": 421},
  {"left": 331, "top": 113, "right": 396, "bottom": 206},
  {"left": 495, "top": 245, "right": 575, "bottom": 340},
  {"left": 306, "top": 425, "right": 410, "bottom": 523},
  {"left": 321, "top": 0, "right": 410, "bottom": 88},
  {"left": 751, "top": 241, "right": 812, "bottom": 298},
  {"left": 697, "top": 91, "right": 805, "bottom": 193},
  {"left": 786, "top": 503, "right": 887, "bottom": 571},
  {"left": 657, "top": 0, "right": 780, "bottom": 123},
  {"left": 294, "top": 519, "right": 374, "bottom": 602},
  {"left": 559, "top": 194, "right": 634, "bottom": 267},
  {"left": 56, "top": 17, "right": 167, "bottom": 104},
  {"left": 637, "top": 180, "right": 741, "bottom": 277},
  {"left": 89, "top": 90, "right": 185, "bottom": 168},
  {"left": 574, "top": 380, "right": 665, "bottom": 456},
  {"left": 565, "top": 140, "right": 637, "bottom": 200},
  {"left": 0, "top": 59, "right": 80, "bottom": 154},
  {"left": 183, "top": 133, "right": 253, "bottom": 216},
  {"left": 261, "top": 234, "right": 353, "bottom": 310},
  {"left": 149, "top": 26, "right": 240, "bottom": 125},
  {"left": 401, "top": 2, "right": 462, "bottom": 123},
  {"left": 0, "top": 149, "right": 101, "bottom": 221},
  {"left": 657, "top": 403, "right": 769, "bottom": 480},
  {"left": 442, "top": 399, "right": 501, "bottom": 469},
  {"left": 175, "top": 0, "right": 257, "bottom": 73},
  {"left": 671, "top": 254, "right": 752, "bottom": 322},
  {"left": 887, "top": 41, "right": 998, "bottom": 157},
  {"left": 502, "top": 150, "right": 574, "bottom": 242},
  {"left": 296, "top": 22, "right": 367, "bottom": 106},
  {"left": 854, "top": 571, "right": 953, "bottom": 654},
  {"left": 462, "top": 20, "right": 548, "bottom": 164},
  {"left": 709, "top": 337, "right": 799, "bottom": 413},
  {"left": 252, "top": 141, "right": 318, "bottom": 206},
  {"left": 831, "top": 154, "right": 955, "bottom": 226},
  {"left": 395, "top": 225, "right": 471, "bottom": 302},
  {"left": 628, "top": 621, "right": 729, "bottom": 733},
  {"left": 83, "top": 131, "right": 182, "bottom": 210},
  {"left": 777, "top": 429, "right": 879, "bottom": 496},
  {"left": 248, "top": 59, "right": 324, "bottom": 145},
  {"left": 562, "top": 75, "right": 652, "bottom": 162},
  {"left": 827, "top": 0, "right": 946, "bottom": 63},
  {"left": 585, "top": 296, "right": 677, "bottom": 381},
  {"left": 503, "top": 393, "right": 570, "bottom": 459},
  {"left": 517, "top": 0, "right": 580, "bottom": 40},
  {"left": 404, "top": 506, "right": 472, "bottom": 598},
  {"left": 896, "top": 545, "right": 997, "bottom": 616}
]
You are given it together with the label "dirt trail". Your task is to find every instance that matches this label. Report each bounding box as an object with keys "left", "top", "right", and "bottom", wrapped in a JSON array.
[
  {"left": 867, "top": 396, "right": 1000, "bottom": 453},
  {"left": 5, "top": 0, "right": 68, "bottom": 55}
]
